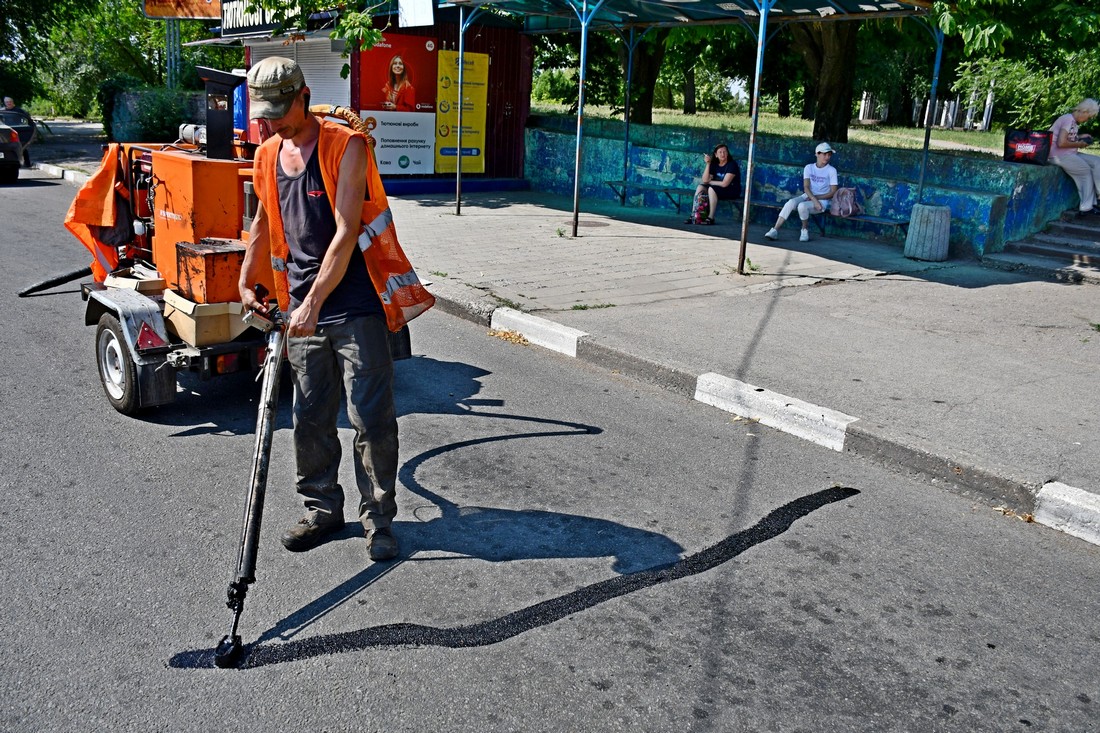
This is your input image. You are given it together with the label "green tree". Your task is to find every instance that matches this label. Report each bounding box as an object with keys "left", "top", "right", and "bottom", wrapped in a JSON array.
[
  {"left": 40, "top": 0, "right": 243, "bottom": 117},
  {"left": 0, "top": 0, "right": 97, "bottom": 102}
]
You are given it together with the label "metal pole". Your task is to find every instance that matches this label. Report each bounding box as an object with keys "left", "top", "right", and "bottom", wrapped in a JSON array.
[
  {"left": 916, "top": 26, "right": 944, "bottom": 204},
  {"left": 456, "top": 6, "right": 466, "bottom": 215},
  {"left": 571, "top": 0, "right": 591, "bottom": 238},
  {"left": 568, "top": 0, "right": 607, "bottom": 237},
  {"left": 736, "top": 1, "right": 773, "bottom": 275},
  {"left": 166, "top": 20, "right": 180, "bottom": 89},
  {"left": 621, "top": 27, "right": 636, "bottom": 197}
]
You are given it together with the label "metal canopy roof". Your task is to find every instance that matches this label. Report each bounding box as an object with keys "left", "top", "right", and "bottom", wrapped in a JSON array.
[
  {"left": 449, "top": 0, "right": 933, "bottom": 33},
  {"left": 443, "top": 0, "right": 941, "bottom": 270}
]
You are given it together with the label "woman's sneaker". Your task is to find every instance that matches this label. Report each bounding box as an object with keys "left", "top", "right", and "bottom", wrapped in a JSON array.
[
  {"left": 799, "top": 229, "right": 811, "bottom": 242},
  {"left": 765, "top": 228, "right": 779, "bottom": 240}
]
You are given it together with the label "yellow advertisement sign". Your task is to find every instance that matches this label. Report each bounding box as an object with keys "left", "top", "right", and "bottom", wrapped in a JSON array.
[{"left": 435, "top": 51, "right": 488, "bottom": 174}]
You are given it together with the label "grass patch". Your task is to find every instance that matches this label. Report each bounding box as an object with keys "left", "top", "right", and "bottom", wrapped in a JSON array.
[
  {"left": 531, "top": 102, "right": 1002, "bottom": 157},
  {"left": 571, "top": 303, "right": 616, "bottom": 310},
  {"left": 492, "top": 295, "right": 525, "bottom": 311}
]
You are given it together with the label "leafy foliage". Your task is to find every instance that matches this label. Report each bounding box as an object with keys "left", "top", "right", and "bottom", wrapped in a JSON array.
[{"left": 97, "top": 75, "right": 142, "bottom": 141}]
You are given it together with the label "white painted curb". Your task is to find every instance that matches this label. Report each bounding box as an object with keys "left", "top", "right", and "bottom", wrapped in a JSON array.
[
  {"left": 35, "top": 163, "right": 89, "bottom": 186},
  {"left": 1034, "top": 481, "right": 1100, "bottom": 547},
  {"left": 694, "top": 372, "right": 858, "bottom": 452},
  {"left": 490, "top": 308, "right": 588, "bottom": 357}
]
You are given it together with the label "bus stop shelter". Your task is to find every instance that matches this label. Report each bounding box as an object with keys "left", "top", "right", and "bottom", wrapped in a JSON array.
[{"left": 445, "top": 0, "right": 941, "bottom": 272}]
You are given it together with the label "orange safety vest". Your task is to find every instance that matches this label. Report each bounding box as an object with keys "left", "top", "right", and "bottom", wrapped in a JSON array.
[{"left": 252, "top": 118, "right": 434, "bottom": 332}]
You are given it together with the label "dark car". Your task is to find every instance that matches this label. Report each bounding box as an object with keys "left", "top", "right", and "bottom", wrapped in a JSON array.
[
  {"left": 0, "top": 109, "right": 36, "bottom": 168},
  {"left": 0, "top": 120, "right": 20, "bottom": 184}
]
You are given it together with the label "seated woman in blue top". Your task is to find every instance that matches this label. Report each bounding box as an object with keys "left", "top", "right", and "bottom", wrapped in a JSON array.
[{"left": 690, "top": 143, "right": 742, "bottom": 224}]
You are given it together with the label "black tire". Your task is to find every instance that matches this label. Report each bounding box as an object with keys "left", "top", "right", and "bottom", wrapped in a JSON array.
[
  {"left": 0, "top": 166, "right": 17, "bottom": 185},
  {"left": 95, "top": 313, "right": 139, "bottom": 414}
]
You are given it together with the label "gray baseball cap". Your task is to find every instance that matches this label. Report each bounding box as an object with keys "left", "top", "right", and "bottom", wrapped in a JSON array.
[{"left": 247, "top": 57, "right": 305, "bottom": 120}]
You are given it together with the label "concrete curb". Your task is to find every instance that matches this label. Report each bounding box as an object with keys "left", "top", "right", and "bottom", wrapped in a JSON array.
[
  {"left": 427, "top": 287, "right": 1100, "bottom": 548},
  {"left": 34, "top": 162, "right": 89, "bottom": 187}
]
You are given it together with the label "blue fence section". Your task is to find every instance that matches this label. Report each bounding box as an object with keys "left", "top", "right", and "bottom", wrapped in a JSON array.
[{"left": 524, "top": 115, "right": 1078, "bottom": 257}]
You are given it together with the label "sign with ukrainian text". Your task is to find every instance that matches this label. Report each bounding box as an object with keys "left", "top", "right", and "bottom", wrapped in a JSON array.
[
  {"left": 434, "top": 50, "right": 488, "bottom": 174},
  {"left": 220, "top": 0, "right": 299, "bottom": 37},
  {"left": 359, "top": 34, "right": 437, "bottom": 175},
  {"left": 361, "top": 112, "right": 436, "bottom": 176}
]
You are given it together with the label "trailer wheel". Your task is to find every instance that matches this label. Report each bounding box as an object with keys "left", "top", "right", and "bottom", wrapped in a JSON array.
[{"left": 96, "top": 313, "right": 139, "bottom": 414}]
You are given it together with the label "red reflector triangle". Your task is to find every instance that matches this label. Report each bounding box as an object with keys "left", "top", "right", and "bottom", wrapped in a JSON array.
[{"left": 136, "top": 321, "right": 167, "bottom": 349}]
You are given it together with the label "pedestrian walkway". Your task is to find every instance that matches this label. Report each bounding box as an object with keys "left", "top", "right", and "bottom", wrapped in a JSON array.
[
  {"left": 390, "top": 191, "right": 1100, "bottom": 547},
  {"left": 35, "top": 123, "right": 1100, "bottom": 547}
]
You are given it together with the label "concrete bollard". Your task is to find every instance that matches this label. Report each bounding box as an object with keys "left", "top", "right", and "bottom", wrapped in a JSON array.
[{"left": 904, "top": 203, "right": 951, "bottom": 261}]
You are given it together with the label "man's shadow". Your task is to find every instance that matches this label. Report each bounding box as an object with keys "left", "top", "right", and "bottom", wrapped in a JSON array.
[{"left": 170, "top": 354, "right": 701, "bottom": 666}]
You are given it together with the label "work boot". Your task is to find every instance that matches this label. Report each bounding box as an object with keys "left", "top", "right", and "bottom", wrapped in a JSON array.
[
  {"left": 280, "top": 511, "right": 344, "bottom": 552},
  {"left": 367, "top": 527, "right": 399, "bottom": 561}
]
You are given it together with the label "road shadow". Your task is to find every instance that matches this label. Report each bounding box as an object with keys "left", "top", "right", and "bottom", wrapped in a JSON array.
[
  {"left": 137, "top": 353, "right": 488, "bottom": 436},
  {"left": 169, "top": 486, "right": 859, "bottom": 669}
]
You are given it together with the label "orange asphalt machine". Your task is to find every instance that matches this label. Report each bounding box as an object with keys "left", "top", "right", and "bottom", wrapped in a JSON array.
[{"left": 67, "top": 67, "right": 410, "bottom": 416}]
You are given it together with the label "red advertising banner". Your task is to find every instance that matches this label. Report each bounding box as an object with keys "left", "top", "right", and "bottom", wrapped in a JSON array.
[
  {"left": 144, "top": 0, "right": 221, "bottom": 19},
  {"left": 358, "top": 34, "right": 437, "bottom": 113}
]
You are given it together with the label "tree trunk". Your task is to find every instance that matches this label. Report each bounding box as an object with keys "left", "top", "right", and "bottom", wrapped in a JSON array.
[
  {"left": 789, "top": 22, "right": 861, "bottom": 143},
  {"left": 627, "top": 29, "right": 670, "bottom": 125},
  {"left": 683, "top": 64, "right": 697, "bottom": 115},
  {"left": 777, "top": 87, "right": 790, "bottom": 118}
]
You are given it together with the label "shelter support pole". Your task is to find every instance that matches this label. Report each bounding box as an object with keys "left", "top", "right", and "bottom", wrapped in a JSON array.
[
  {"left": 916, "top": 25, "right": 944, "bottom": 204},
  {"left": 570, "top": 0, "right": 608, "bottom": 237},
  {"left": 737, "top": 2, "right": 775, "bottom": 275},
  {"left": 621, "top": 28, "right": 637, "bottom": 193},
  {"left": 455, "top": 6, "right": 483, "bottom": 216}
]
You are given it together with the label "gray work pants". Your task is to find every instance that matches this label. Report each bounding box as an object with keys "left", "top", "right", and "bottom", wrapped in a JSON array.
[{"left": 286, "top": 314, "right": 398, "bottom": 531}]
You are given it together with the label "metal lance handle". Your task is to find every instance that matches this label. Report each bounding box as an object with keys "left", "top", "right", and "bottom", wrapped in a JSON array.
[{"left": 214, "top": 284, "right": 285, "bottom": 668}]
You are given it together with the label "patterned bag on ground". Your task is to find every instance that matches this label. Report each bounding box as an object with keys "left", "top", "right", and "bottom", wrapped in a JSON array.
[
  {"left": 693, "top": 191, "right": 710, "bottom": 224},
  {"left": 830, "top": 187, "right": 863, "bottom": 218}
]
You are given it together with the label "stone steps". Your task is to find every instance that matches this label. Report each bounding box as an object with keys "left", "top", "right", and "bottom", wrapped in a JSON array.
[{"left": 985, "top": 211, "right": 1100, "bottom": 283}]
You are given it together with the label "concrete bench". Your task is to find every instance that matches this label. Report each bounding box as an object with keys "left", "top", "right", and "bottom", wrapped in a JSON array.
[
  {"left": 605, "top": 180, "right": 694, "bottom": 212},
  {"left": 607, "top": 175, "right": 907, "bottom": 238}
]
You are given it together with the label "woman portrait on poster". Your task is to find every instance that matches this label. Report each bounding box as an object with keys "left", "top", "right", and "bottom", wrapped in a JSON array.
[{"left": 381, "top": 55, "right": 416, "bottom": 111}]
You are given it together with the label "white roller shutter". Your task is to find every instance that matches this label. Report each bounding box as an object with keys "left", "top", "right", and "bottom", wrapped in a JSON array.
[{"left": 247, "top": 37, "right": 350, "bottom": 108}]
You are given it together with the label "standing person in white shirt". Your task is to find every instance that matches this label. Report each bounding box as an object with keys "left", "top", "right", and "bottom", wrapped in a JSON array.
[{"left": 765, "top": 142, "right": 839, "bottom": 242}]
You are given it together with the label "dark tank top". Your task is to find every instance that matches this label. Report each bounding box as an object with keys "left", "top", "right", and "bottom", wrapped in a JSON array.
[{"left": 277, "top": 144, "right": 381, "bottom": 326}]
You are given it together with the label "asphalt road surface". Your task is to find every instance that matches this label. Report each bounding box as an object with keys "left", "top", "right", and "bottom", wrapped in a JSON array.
[{"left": 2, "top": 170, "right": 1099, "bottom": 732}]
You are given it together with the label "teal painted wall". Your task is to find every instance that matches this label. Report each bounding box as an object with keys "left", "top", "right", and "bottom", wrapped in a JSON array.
[{"left": 524, "top": 116, "right": 1078, "bottom": 257}]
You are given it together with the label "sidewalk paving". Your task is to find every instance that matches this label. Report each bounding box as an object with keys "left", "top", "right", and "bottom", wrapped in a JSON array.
[
  {"left": 33, "top": 122, "right": 1100, "bottom": 547},
  {"left": 390, "top": 191, "right": 1100, "bottom": 547}
]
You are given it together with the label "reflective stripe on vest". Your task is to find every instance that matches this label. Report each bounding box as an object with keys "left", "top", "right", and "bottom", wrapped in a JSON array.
[
  {"left": 380, "top": 270, "right": 423, "bottom": 304},
  {"left": 362, "top": 209, "right": 394, "bottom": 245}
]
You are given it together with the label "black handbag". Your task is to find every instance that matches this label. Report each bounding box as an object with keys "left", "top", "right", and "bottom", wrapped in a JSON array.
[{"left": 1004, "top": 129, "right": 1053, "bottom": 165}]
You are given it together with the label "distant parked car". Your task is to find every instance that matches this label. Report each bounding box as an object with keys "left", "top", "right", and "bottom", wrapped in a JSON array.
[
  {"left": 0, "top": 109, "right": 36, "bottom": 168},
  {"left": 0, "top": 120, "right": 20, "bottom": 184}
]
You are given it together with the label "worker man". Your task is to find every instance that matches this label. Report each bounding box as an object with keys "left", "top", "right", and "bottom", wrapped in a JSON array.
[{"left": 238, "top": 57, "right": 404, "bottom": 561}]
